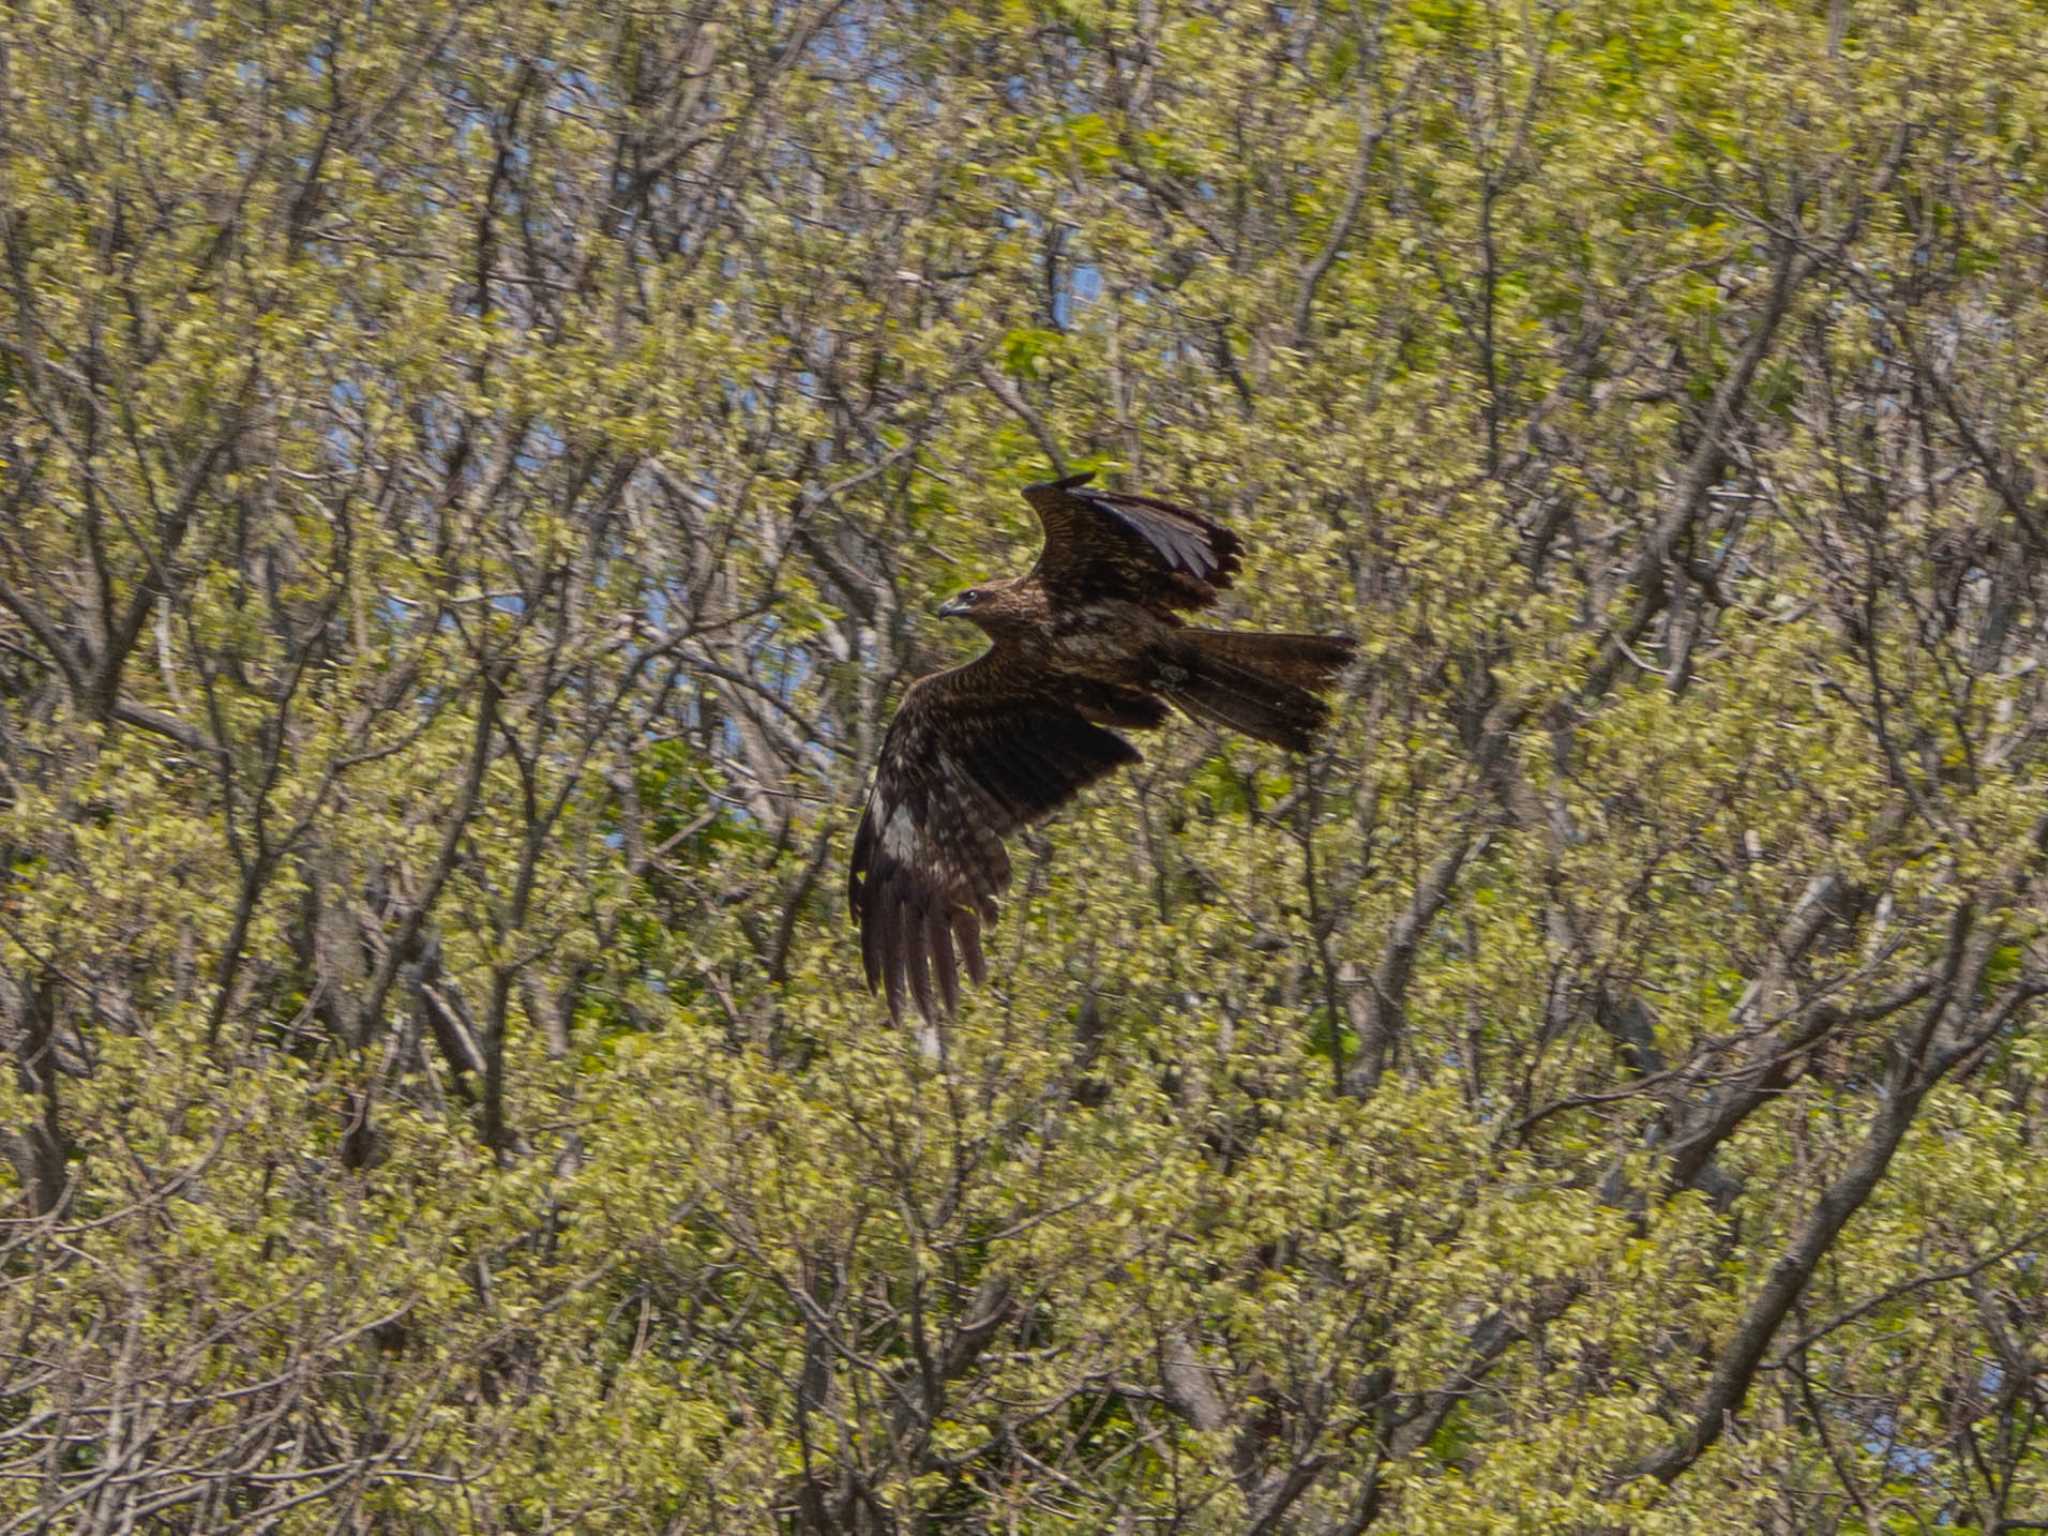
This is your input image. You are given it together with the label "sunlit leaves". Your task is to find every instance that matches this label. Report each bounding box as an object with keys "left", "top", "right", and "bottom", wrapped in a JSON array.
[{"left": 3, "top": 0, "right": 2047, "bottom": 1528}]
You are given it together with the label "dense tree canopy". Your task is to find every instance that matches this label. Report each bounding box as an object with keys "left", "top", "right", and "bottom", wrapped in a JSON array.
[{"left": 3, "top": 0, "right": 2047, "bottom": 1529}]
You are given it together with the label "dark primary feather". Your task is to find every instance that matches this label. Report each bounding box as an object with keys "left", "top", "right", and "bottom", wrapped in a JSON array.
[
  {"left": 847, "top": 650, "right": 1143, "bottom": 1023},
  {"left": 1023, "top": 472, "right": 1244, "bottom": 612}
]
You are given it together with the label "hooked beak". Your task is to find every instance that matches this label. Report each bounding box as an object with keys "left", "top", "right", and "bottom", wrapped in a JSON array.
[{"left": 935, "top": 595, "right": 971, "bottom": 619}]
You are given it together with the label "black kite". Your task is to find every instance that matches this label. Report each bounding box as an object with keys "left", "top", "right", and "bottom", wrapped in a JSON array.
[{"left": 848, "top": 473, "right": 1354, "bottom": 1022}]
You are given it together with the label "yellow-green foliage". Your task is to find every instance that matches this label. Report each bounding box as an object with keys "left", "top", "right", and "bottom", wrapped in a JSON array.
[{"left": 2, "top": 0, "right": 2046, "bottom": 1530}]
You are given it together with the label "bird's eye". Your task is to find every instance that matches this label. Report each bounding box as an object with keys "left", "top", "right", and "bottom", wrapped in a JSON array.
[{"left": 963, "top": 589, "right": 981, "bottom": 602}]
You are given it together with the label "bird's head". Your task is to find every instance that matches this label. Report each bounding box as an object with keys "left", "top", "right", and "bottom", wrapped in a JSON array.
[
  {"left": 936, "top": 584, "right": 998, "bottom": 622},
  {"left": 936, "top": 577, "right": 1039, "bottom": 637}
]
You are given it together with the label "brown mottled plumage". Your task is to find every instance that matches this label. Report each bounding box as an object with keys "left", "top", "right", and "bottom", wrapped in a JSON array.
[{"left": 848, "top": 472, "right": 1355, "bottom": 1022}]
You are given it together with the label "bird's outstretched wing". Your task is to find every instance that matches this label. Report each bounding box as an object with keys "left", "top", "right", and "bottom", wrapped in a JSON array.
[
  {"left": 1022, "top": 471, "right": 1244, "bottom": 612},
  {"left": 848, "top": 649, "right": 1159, "bottom": 1022}
]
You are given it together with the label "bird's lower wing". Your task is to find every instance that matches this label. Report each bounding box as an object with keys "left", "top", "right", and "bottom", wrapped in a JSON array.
[{"left": 848, "top": 653, "right": 1141, "bottom": 1023}]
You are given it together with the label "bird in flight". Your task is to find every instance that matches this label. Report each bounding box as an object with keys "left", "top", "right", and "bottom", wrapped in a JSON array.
[{"left": 848, "top": 472, "right": 1355, "bottom": 1022}]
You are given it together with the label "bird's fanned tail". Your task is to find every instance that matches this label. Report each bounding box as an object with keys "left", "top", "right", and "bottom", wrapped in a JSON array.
[{"left": 1150, "top": 630, "right": 1356, "bottom": 752}]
